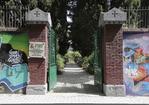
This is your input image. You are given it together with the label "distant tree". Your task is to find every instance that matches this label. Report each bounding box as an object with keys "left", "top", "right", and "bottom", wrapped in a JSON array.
[{"left": 71, "top": 0, "right": 104, "bottom": 57}]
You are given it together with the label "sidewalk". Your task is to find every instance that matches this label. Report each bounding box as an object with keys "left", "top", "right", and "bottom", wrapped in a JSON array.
[{"left": 0, "top": 93, "right": 149, "bottom": 104}]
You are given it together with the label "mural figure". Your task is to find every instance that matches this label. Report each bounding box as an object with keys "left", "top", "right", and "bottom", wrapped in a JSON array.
[
  {"left": 0, "top": 33, "right": 29, "bottom": 92},
  {"left": 123, "top": 32, "right": 149, "bottom": 96}
]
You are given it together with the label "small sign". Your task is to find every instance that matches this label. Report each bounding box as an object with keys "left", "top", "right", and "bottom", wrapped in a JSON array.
[{"left": 29, "top": 42, "right": 45, "bottom": 58}]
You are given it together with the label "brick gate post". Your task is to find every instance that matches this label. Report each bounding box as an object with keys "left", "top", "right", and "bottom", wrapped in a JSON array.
[
  {"left": 98, "top": 8, "right": 126, "bottom": 96},
  {"left": 25, "top": 8, "right": 52, "bottom": 94}
]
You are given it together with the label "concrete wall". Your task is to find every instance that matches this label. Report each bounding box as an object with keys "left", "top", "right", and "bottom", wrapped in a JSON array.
[{"left": 123, "top": 29, "right": 149, "bottom": 96}]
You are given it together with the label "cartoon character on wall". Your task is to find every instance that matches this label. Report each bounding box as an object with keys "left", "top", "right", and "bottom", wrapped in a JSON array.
[
  {"left": 0, "top": 36, "right": 29, "bottom": 92},
  {"left": 123, "top": 42, "right": 149, "bottom": 95}
]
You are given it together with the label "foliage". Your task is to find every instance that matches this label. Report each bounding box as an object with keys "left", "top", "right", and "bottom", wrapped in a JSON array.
[
  {"left": 71, "top": 1, "right": 102, "bottom": 57},
  {"left": 50, "top": 0, "right": 70, "bottom": 55},
  {"left": 57, "top": 54, "right": 65, "bottom": 74},
  {"left": 64, "top": 51, "right": 74, "bottom": 64},
  {"left": 81, "top": 52, "right": 94, "bottom": 75},
  {"left": 64, "top": 51, "right": 82, "bottom": 64},
  {"left": 81, "top": 57, "right": 89, "bottom": 69},
  {"left": 73, "top": 51, "right": 82, "bottom": 65},
  {"left": 122, "top": 0, "right": 141, "bottom": 28}
]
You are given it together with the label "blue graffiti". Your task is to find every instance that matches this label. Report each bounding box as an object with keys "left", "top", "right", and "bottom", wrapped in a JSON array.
[{"left": 0, "top": 63, "right": 28, "bottom": 92}]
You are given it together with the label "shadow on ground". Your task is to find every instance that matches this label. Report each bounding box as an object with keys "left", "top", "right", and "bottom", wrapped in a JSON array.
[{"left": 53, "top": 64, "right": 104, "bottom": 96}]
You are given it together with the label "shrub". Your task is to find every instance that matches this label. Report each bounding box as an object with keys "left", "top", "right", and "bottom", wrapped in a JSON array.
[
  {"left": 64, "top": 51, "right": 74, "bottom": 64},
  {"left": 81, "top": 57, "right": 89, "bottom": 70},
  {"left": 64, "top": 51, "right": 82, "bottom": 64},
  {"left": 57, "top": 54, "right": 65, "bottom": 74},
  {"left": 86, "top": 52, "right": 94, "bottom": 74},
  {"left": 73, "top": 51, "right": 82, "bottom": 65},
  {"left": 81, "top": 52, "right": 94, "bottom": 75}
]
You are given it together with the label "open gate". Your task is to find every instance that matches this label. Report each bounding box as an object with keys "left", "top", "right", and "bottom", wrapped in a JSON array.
[
  {"left": 94, "top": 29, "right": 103, "bottom": 91},
  {"left": 48, "top": 28, "right": 57, "bottom": 91}
]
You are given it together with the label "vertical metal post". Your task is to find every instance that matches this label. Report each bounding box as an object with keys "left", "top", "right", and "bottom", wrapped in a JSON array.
[{"left": 128, "top": 7, "right": 130, "bottom": 28}]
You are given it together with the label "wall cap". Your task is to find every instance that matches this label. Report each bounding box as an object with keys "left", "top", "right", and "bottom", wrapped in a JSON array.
[
  {"left": 26, "top": 8, "right": 52, "bottom": 27},
  {"left": 99, "top": 7, "right": 127, "bottom": 27}
]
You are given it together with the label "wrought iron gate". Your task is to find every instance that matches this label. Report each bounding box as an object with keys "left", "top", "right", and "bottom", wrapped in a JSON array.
[
  {"left": 48, "top": 28, "right": 57, "bottom": 91},
  {"left": 94, "top": 29, "right": 102, "bottom": 91}
]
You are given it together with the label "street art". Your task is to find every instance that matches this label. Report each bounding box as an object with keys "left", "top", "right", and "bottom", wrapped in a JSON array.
[
  {"left": 0, "top": 33, "right": 29, "bottom": 92},
  {"left": 123, "top": 32, "right": 149, "bottom": 96}
]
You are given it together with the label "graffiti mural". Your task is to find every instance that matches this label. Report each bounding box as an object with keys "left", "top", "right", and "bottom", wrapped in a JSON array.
[
  {"left": 123, "top": 32, "right": 149, "bottom": 96},
  {"left": 0, "top": 33, "right": 29, "bottom": 92}
]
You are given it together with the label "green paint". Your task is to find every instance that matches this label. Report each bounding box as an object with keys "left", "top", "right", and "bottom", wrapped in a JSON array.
[
  {"left": 48, "top": 28, "right": 57, "bottom": 91},
  {"left": 49, "top": 65, "right": 57, "bottom": 90},
  {"left": 0, "top": 32, "right": 29, "bottom": 56}
]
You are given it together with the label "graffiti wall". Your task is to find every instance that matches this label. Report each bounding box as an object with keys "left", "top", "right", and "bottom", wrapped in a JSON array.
[
  {"left": 0, "top": 33, "right": 29, "bottom": 92},
  {"left": 123, "top": 31, "right": 149, "bottom": 96}
]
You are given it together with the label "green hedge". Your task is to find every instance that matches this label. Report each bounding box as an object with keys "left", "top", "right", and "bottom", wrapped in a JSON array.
[{"left": 81, "top": 52, "right": 94, "bottom": 75}]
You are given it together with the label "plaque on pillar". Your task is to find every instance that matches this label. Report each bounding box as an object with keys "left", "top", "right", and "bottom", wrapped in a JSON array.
[
  {"left": 29, "top": 42, "right": 45, "bottom": 58},
  {"left": 26, "top": 8, "right": 52, "bottom": 26},
  {"left": 99, "top": 7, "right": 126, "bottom": 26}
]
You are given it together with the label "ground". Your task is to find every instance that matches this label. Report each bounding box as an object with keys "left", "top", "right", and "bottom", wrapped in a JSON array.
[{"left": 52, "top": 64, "right": 100, "bottom": 95}]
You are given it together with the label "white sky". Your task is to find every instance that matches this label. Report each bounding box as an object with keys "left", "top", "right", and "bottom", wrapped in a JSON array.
[{"left": 67, "top": 16, "right": 73, "bottom": 23}]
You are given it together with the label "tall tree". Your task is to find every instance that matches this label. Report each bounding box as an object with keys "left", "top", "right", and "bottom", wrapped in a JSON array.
[
  {"left": 70, "top": 0, "right": 102, "bottom": 56},
  {"left": 50, "top": 0, "right": 70, "bottom": 55}
]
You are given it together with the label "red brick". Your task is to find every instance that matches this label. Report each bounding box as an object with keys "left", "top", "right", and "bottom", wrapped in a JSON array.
[
  {"left": 28, "top": 24, "right": 48, "bottom": 85},
  {"left": 102, "top": 24, "right": 123, "bottom": 85}
]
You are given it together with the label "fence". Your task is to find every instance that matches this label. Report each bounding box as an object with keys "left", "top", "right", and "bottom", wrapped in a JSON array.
[
  {"left": 0, "top": 6, "right": 29, "bottom": 30},
  {"left": 122, "top": 7, "right": 149, "bottom": 28},
  {"left": 0, "top": 6, "right": 149, "bottom": 29}
]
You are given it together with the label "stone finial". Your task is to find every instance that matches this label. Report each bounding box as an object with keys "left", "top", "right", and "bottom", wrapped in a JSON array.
[
  {"left": 99, "top": 7, "right": 127, "bottom": 26},
  {"left": 26, "top": 8, "right": 52, "bottom": 26}
]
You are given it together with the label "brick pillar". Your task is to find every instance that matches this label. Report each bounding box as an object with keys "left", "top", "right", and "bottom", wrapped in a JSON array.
[
  {"left": 99, "top": 8, "right": 126, "bottom": 96},
  {"left": 25, "top": 8, "right": 51, "bottom": 94},
  {"left": 27, "top": 24, "right": 48, "bottom": 94}
]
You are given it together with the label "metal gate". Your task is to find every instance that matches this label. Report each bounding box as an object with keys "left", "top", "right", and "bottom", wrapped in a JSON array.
[
  {"left": 48, "top": 28, "right": 57, "bottom": 91},
  {"left": 94, "top": 29, "right": 102, "bottom": 91}
]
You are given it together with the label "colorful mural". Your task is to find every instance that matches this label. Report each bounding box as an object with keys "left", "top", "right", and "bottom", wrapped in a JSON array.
[
  {"left": 123, "top": 32, "right": 149, "bottom": 96},
  {"left": 0, "top": 33, "right": 29, "bottom": 92}
]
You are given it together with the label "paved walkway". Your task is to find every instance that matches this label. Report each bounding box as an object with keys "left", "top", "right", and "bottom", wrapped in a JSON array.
[
  {"left": 1, "top": 64, "right": 149, "bottom": 104},
  {"left": 52, "top": 64, "right": 100, "bottom": 95}
]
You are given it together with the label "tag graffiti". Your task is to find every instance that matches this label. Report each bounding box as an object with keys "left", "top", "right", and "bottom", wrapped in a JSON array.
[{"left": 8, "top": 50, "right": 23, "bottom": 64}]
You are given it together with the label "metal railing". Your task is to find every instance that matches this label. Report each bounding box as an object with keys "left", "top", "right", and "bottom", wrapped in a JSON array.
[
  {"left": 122, "top": 7, "right": 149, "bottom": 28},
  {"left": 0, "top": 6, "right": 29, "bottom": 30}
]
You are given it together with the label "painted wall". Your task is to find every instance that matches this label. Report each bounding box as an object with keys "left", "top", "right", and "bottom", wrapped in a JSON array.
[
  {"left": 0, "top": 32, "right": 29, "bottom": 92},
  {"left": 123, "top": 31, "right": 149, "bottom": 96}
]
